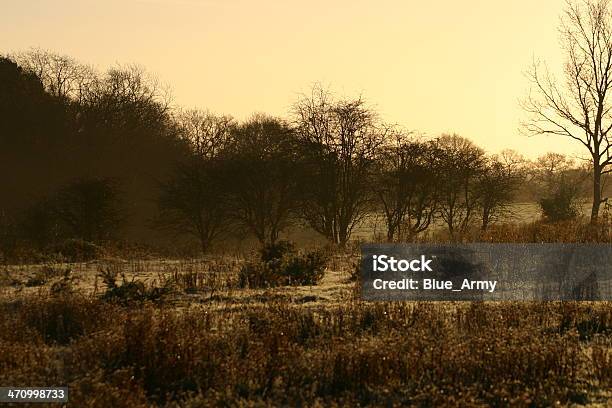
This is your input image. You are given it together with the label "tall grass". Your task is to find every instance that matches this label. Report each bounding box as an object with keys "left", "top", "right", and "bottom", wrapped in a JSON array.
[
  {"left": 1, "top": 220, "right": 611, "bottom": 406},
  {"left": 0, "top": 292, "right": 610, "bottom": 407}
]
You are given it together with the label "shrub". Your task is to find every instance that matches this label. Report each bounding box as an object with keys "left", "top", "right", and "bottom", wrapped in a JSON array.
[
  {"left": 259, "top": 240, "right": 295, "bottom": 263},
  {"left": 238, "top": 261, "right": 280, "bottom": 288},
  {"left": 539, "top": 182, "right": 580, "bottom": 222},
  {"left": 239, "top": 241, "right": 328, "bottom": 288},
  {"left": 98, "top": 264, "right": 174, "bottom": 304},
  {"left": 281, "top": 250, "right": 327, "bottom": 285}
]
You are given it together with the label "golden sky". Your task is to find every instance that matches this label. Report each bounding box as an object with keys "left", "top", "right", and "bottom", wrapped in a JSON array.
[{"left": 3, "top": 0, "right": 579, "bottom": 158}]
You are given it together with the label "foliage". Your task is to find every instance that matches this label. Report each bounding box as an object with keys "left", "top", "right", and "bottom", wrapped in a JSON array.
[{"left": 259, "top": 239, "right": 296, "bottom": 263}]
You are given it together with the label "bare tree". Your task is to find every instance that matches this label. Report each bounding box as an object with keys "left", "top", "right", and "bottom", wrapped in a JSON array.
[
  {"left": 176, "top": 109, "right": 234, "bottom": 159},
  {"left": 523, "top": 0, "right": 612, "bottom": 223},
  {"left": 158, "top": 161, "right": 228, "bottom": 253},
  {"left": 476, "top": 151, "right": 524, "bottom": 230},
  {"left": 433, "top": 134, "right": 485, "bottom": 238},
  {"left": 293, "top": 85, "right": 385, "bottom": 246},
  {"left": 78, "top": 64, "right": 175, "bottom": 164},
  {"left": 532, "top": 152, "right": 577, "bottom": 192},
  {"left": 224, "top": 115, "right": 301, "bottom": 246},
  {"left": 157, "top": 111, "right": 233, "bottom": 253},
  {"left": 13, "top": 48, "right": 96, "bottom": 103},
  {"left": 373, "top": 131, "right": 439, "bottom": 241}
]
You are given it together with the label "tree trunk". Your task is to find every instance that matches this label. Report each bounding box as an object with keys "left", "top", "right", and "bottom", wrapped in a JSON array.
[
  {"left": 199, "top": 235, "right": 209, "bottom": 254},
  {"left": 481, "top": 207, "right": 490, "bottom": 231},
  {"left": 386, "top": 212, "right": 399, "bottom": 242},
  {"left": 591, "top": 163, "right": 602, "bottom": 224},
  {"left": 339, "top": 228, "right": 348, "bottom": 248},
  {"left": 386, "top": 226, "right": 395, "bottom": 242}
]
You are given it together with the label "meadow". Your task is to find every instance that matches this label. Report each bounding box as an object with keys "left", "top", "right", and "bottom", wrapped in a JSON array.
[{"left": 1, "top": 221, "right": 611, "bottom": 407}]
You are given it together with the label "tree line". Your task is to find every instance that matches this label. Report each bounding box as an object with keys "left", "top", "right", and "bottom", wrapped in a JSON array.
[{"left": 0, "top": 50, "right": 596, "bottom": 256}]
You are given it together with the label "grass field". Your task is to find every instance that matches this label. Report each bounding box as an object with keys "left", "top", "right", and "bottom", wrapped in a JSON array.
[{"left": 1, "top": 248, "right": 611, "bottom": 407}]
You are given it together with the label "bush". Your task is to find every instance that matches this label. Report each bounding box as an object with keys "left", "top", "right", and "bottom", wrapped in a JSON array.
[
  {"left": 239, "top": 241, "right": 328, "bottom": 288},
  {"left": 239, "top": 262, "right": 277, "bottom": 288},
  {"left": 260, "top": 240, "right": 295, "bottom": 263},
  {"left": 539, "top": 182, "right": 580, "bottom": 222},
  {"left": 281, "top": 251, "right": 327, "bottom": 285},
  {"left": 98, "top": 264, "right": 174, "bottom": 304}
]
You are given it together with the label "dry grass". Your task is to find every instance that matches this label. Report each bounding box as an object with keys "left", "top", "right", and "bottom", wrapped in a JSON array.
[
  {"left": 0, "top": 292, "right": 610, "bottom": 407},
  {"left": 0, "top": 220, "right": 611, "bottom": 407}
]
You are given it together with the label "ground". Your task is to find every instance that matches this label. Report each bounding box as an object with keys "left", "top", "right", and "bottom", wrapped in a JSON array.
[{"left": 0, "top": 255, "right": 611, "bottom": 407}]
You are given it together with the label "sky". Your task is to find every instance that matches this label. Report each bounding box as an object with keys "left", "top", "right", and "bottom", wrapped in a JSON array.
[{"left": 2, "top": 0, "right": 582, "bottom": 158}]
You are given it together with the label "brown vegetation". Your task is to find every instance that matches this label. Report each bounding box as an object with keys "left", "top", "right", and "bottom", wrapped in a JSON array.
[
  {"left": 0, "top": 220, "right": 610, "bottom": 407},
  {"left": 0, "top": 290, "right": 610, "bottom": 407}
]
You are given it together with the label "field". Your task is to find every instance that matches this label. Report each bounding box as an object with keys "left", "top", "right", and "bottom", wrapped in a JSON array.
[
  {"left": 1, "top": 248, "right": 611, "bottom": 408},
  {"left": 350, "top": 202, "right": 595, "bottom": 241}
]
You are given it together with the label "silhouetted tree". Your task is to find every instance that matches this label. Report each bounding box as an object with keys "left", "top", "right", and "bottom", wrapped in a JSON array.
[
  {"left": 476, "top": 151, "right": 523, "bottom": 230},
  {"left": 157, "top": 110, "right": 234, "bottom": 253},
  {"left": 523, "top": 0, "right": 612, "bottom": 223},
  {"left": 433, "top": 134, "right": 485, "bottom": 238},
  {"left": 158, "top": 161, "right": 228, "bottom": 253},
  {"left": 224, "top": 115, "right": 301, "bottom": 246},
  {"left": 74, "top": 64, "right": 188, "bottom": 243},
  {"left": 14, "top": 48, "right": 95, "bottom": 103},
  {"left": 293, "top": 86, "right": 384, "bottom": 246},
  {"left": 531, "top": 153, "right": 577, "bottom": 192},
  {"left": 373, "top": 132, "right": 439, "bottom": 241},
  {"left": 1, "top": 54, "right": 189, "bottom": 247},
  {"left": 0, "top": 56, "right": 70, "bottom": 218},
  {"left": 176, "top": 109, "right": 234, "bottom": 158}
]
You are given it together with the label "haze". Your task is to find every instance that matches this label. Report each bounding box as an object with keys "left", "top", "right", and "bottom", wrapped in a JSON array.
[{"left": 3, "top": 0, "right": 575, "bottom": 158}]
